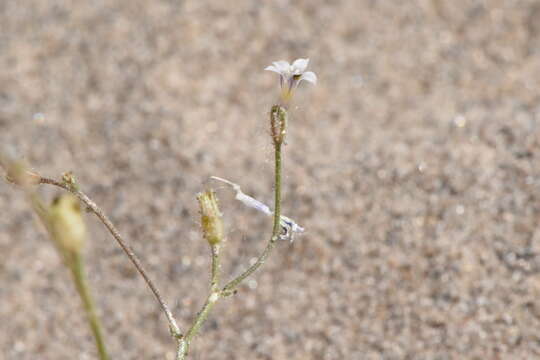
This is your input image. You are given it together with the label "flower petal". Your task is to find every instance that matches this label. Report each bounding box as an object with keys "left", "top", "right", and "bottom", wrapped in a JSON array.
[
  {"left": 272, "top": 60, "right": 291, "bottom": 74},
  {"left": 300, "top": 71, "right": 317, "bottom": 84},
  {"left": 292, "top": 58, "right": 309, "bottom": 73},
  {"left": 264, "top": 65, "right": 281, "bottom": 74}
]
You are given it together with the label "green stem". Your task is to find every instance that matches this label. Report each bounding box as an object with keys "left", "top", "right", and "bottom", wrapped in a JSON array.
[
  {"left": 210, "top": 244, "right": 220, "bottom": 291},
  {"left": 176, "top": 291, "right": 220, "bottom": 360},
  {"left": 176, "top": 223, "right": 222, "bottom": 360},
  {"left": 70, "top": 252, "right": 110, "bottom": 360},
  {"left": 222, "top": 142, "right": 282, "bottom": 294}
]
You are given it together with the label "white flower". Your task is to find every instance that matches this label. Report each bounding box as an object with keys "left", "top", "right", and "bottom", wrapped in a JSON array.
[{"left": 265, "top": 58, "right": 317, "bottom": 98}]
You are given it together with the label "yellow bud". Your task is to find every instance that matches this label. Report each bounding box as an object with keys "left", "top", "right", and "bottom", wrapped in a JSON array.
[
  {"left": 197, "top": 190, "right": 223, "bottom": 245},
  {"left": 49, "top": 194, "right": 86, "bottom": 254}
]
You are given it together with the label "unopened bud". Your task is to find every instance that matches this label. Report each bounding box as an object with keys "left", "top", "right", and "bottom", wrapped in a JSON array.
[
  {"left": 62, "top": 171, "right": 79, "bottom": 191},
  {"left": 49, "top": 194, "right": 86, "bottom": 255},
  {"left": 270, "top": 104, "right": 287, "bottom": 146},
  {"left": 197, "top": 190, "right": 223, "bottom": 245},
  {"left": 4, "top": 160, "right": 40, "bottom": 186}
]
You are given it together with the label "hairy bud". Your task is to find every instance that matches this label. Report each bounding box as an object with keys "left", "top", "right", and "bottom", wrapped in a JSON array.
[
  {"left": 49, "top": 194, "right": 86, "bottom": 255},
  {"left": 197, "top": 190, "right": 223, "bottom": 245},
  {"left": 270, "top": 104, "right": 288, "bottom": 146}
]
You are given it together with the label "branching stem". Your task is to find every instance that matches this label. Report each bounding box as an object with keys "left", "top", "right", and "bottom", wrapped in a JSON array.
[
  {"left": 38, "top": 176, "right": 181, "bottom": 337},
  {"left": 222, "top": 142, "right": 282, "bottom": 294},
  {"left": 176, "top": 141, "right": 283, "bottom": 360},
  {"left": 4, "top": 118, "right": 285, "bottom": 360}
]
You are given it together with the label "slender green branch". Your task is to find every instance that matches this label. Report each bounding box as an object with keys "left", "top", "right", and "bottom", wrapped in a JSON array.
[
  {"left": 176, "top": 340, "right": 184, "bottom": 360},
  {"left": 38, "top": 176, "right": 181, "bottom": 337},
  {"left": 222, "top": 142, "right": 282, "bottom": 294},
  {"left": 70, "top": 252, "right": 110, "bottom": 360},
  {"left": 175, "top": 293, "right": 218, "bottom": 359},
  {"left": 185, "top": 292, "right": 219, "bottom": 343},
  {"left": 177, "top": 291, "right": 221, "bottom": 359},
  {"left": 272, "top": 142, "right": 283, "bottom": 236},
  {"left": 210, "top": 244, "right": 220, "bottom": 291}
]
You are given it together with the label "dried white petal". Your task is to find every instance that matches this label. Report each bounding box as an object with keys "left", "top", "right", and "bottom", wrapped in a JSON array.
[
  {"left": 210, "top": 176, "right": 304, "bottom": 241},
  {"left": 235, "top": 191, "right": 272, "bottom": 216}
]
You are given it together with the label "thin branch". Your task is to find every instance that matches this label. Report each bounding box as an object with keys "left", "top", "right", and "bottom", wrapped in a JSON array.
[
  {"left": 210, "top": 244, "right": 220, "bottom": 291},
  {"left": 38, "top": 175, "right": 181, "bottom": 337},
  {"left": 222, "top": 142, "right": 283, "bottom": 294},
  {"left": 70, "top": 252, "right": 110, "bottom": 360},
  {"left": 185, "top": 292, "right": 220, "bottom": 343}
]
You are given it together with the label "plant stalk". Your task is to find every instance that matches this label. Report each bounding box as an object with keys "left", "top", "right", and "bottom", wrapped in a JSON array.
[
  {"left": 69, "top": 252, "right": 110, "bottom": 360},
  {"left": 222, "top": 142, "right": 282, "bottom": 294},
  {"left": 38, "top": 176, "right": 181, "bottom": 337}
]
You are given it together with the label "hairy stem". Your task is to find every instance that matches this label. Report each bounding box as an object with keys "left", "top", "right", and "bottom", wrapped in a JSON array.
[
  {"left": 222, "top": 142, "right": 282, "bottom": 294},
  {"left": 177, "top": 291, "right": 220, "bottom": 359},
  {"left": 211, "top": 244, "right": 220, "bottom": 291},
  {"left": 38, "top": 176, "right": 181, "bottom": 337},
  {"left": 176, "top": 220, "right": 222, "bottom": 360}
]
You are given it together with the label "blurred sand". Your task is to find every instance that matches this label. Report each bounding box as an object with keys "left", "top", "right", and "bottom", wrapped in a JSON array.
[{"left": 1, "top": 0, "right": 540, "bottom": 359}]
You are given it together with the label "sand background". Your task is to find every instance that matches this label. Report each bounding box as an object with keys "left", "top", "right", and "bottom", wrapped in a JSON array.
[{"left": 1, "top": 0, "right": 540, "bottom": 359}]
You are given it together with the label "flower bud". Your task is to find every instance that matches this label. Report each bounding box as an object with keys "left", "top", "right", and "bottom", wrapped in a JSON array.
[
  {"left": 62, "top": 171, "right": 79, "bottom": 191},
  {"left": 270, "top": 104, "right": 288, "bottom": 146},
  {"left": 49, "top": 194, "right": 86, "bottom": 255},
  {"left": 4, "top": 160, "right": 40, "bottom": 186},
  {"left": 197, "top": 190, "right": 223, "bottom": 245}
]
